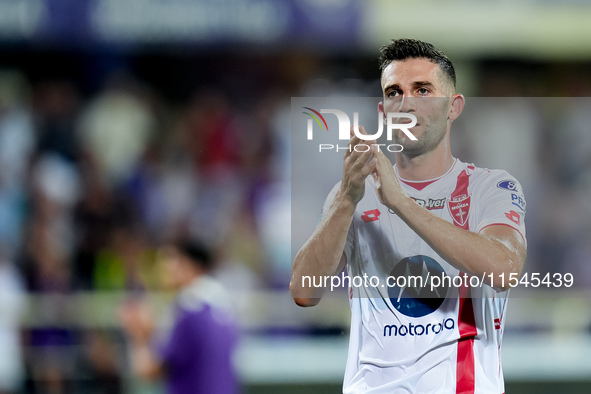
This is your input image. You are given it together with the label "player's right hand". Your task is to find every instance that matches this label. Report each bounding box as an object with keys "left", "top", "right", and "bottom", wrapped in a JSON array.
[
  {"left": 371, "top": 144, "right": 406, "bottom": 212},
  {"left": 340, "top": 125, "right": 377, "bottom": 205}
]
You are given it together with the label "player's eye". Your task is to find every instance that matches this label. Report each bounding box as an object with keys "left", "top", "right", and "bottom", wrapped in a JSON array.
[
  {"left": 387, "top": 90, "right": 401, "bottom": 97},
  {"left": 417, "top": 88, "right": 430, "bottom": 95}
]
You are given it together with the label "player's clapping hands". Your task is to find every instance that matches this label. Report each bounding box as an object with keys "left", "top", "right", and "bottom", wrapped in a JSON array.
[
  {"left": 340, "top": 125, "right": 377, "bottom": 205},
  {"left": 371, "top": 144, "right": 407, "bottom": 213}
]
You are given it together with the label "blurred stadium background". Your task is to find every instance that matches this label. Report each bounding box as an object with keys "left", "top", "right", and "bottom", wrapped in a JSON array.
[{"left": 1, "top": 0, "right": 591, "bottom": 393}]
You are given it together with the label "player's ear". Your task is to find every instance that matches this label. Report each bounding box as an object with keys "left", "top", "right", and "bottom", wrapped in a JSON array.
[
  {"left": 448, "top": 94, "right": 465, "bottom": 121},
  {"left": 378, "top": 101, "right": 385, "bottom": 121}
]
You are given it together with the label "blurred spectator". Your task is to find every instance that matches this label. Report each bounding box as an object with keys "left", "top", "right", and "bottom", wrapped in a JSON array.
[
  {"left": 93, "top": 222, "right": 154, "bottom": 291},
  {"left": 0, "top": 254, "right": 26, "bottom": 394},
  {"left": 253, "top": 96, "right": 292, "bottom": 286},
  {"left": 23, "top": 153, "right": 80, "bottom": 290},
  {"left": 119, "top": 240, "right": 240, "bottom": 394},
  {"left": 181, "top": 92, "right": 245, "bottom": 246},
  {"left": 80, "top": 329, "right": 124, "bottom": 394},
  {"left": 33, "top": 80, "right": 81, "bottom": 163},
  {"left": 124, "top": 134, "right": 197, "bottom": 244},
  {"left": 0, "top": 71, "right": 35, "bottom": 258},
  {"left": 78, "top": 77, "right": 156, "bottom": 188},
  {"left": 183, "top": 91, "right": 240, "bottom": 178},
  {"left": 72, "top": 156, "right": 118, "bottom": 290},
  {"left": 20, "top": 153, "right": 80, "bottom": 394}
]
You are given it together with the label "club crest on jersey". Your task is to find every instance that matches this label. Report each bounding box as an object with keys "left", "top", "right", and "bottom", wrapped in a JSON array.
[{"left": 448, "top": 194, "right": 471, "bottom": 228}]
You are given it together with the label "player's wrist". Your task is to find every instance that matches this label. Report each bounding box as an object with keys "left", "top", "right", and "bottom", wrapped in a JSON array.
[
  {"left": 385, "top": 194, "right": 413, "bottom": 215},
  {"left": 337, "top": 183, "right": 364, "bottom": 207}
]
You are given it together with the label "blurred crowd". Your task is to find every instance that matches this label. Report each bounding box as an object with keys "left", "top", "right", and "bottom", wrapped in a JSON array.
[
  {"left": 0, "top": 67, "right": 291, "bottom": 393},
  {"left": 0, "top": 55, "right": 590, "bottom": 393}
]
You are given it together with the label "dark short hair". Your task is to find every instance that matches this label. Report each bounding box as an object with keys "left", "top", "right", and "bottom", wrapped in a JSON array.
[
  {"left": 378, "top": 38, "right": 456, "bottom": 88},
  {"left": 174, "top": 239, "right": 213, "bottom": 271}
]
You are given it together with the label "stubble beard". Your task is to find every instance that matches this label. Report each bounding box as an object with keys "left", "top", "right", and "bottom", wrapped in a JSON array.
[{"left": 394, "top": 119, "right": 447, "bottom": 158}]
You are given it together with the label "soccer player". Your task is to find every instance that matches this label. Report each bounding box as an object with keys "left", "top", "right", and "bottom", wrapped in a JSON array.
[
  {"left": 290, "top": 39, "right": 527, "bottom": 393},
  {"left": 119, "top": 240, "right": 240, "bottom": 394}
]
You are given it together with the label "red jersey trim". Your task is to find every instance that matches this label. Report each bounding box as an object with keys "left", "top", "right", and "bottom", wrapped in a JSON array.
[
  {"left": 400, "top": 178, "right": 437, "bottom": 191},
  {"left": 397, "top": 158, "right": 458, "bottom": 191},
  {"left": 451, "top": 168, "right": 476, "bottom": 394},
  {"left": 456, "top": 279, "right": 477, "bottom": 394}
]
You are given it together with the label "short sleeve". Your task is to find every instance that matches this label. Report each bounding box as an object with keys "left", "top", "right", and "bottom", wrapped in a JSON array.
[
  {"left": 321, "top": 182, "right": 355, "bottom": 264},
  {"left": 475, "top": 173, "right": 527, "bottom": 244}
]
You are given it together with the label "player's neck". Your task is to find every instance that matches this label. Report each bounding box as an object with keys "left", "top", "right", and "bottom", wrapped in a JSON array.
[{"left": 395, "top": 144, "right": 454, "bottom": 181}]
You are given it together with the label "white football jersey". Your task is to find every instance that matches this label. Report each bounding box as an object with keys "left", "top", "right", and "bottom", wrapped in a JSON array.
[{"left": 322, "top": 158, "right": 526, "bottom": 394}]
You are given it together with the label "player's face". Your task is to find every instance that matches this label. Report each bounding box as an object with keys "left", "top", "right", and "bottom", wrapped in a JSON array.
[
  {"left": 160, "top": 247, "right": 195, "bottom": 290},
  {"left": 380, "top": 58, "right": 454, "bottom": 156}
]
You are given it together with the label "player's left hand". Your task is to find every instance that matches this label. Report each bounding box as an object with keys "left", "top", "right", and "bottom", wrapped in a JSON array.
[{"left": 370, "top": 145, "right": 407, "bottom": 212}]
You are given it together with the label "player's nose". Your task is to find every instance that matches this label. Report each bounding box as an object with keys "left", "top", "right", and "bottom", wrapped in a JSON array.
[{"left": 396, "top": 95, "right": 417, "bottom": 114}]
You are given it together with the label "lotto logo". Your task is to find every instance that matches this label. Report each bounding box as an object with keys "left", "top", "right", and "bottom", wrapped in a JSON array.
[
  {"left": 361, "top": 209, "right": 381, "bottom": 223},
  {"left": 505, "top": 210, "right": 521, "bottom": 225}
]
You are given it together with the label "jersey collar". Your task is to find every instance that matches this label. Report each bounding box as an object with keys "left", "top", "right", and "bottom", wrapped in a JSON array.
[{"left": 396, "top": 158, "right": 459, "bottom": 191}]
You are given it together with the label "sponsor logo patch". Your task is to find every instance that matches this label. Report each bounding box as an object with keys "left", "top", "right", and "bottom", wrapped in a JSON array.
[
  {"left": 505, "top": 210, "right": 521, "bottom": 225},
  {"left": 497, "top": 180, "right": 519, "bottom": 192},
  {"left": 361, "top": 209, "right": 381, "bottom": 223},
  {"left": 511, "top": 193, "right": 526, "bottom": 212},
  {"left": 384, "top": 318, "right": 455, "bottom": 337},
  {"left": 411, "top": 197, "right": 446, "bottom": 210},
  {"left": 494, "top": 318, "right": 502, "bottom": 330},
  {"left": 387, "top": 255, "right": 449, "bottom": 318}
]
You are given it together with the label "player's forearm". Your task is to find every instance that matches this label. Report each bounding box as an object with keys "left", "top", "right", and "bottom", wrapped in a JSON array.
[
  {"left": 290, "top": 191, "right": 355, "bottom": 306},
  {"left": 392, "top": 197, "right": 524, "bottom": 290}
]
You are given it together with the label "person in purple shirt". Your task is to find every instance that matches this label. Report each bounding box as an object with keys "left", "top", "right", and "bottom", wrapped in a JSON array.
[{"left": 119, "top": 240, "right": 240, "bottom": 394}]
